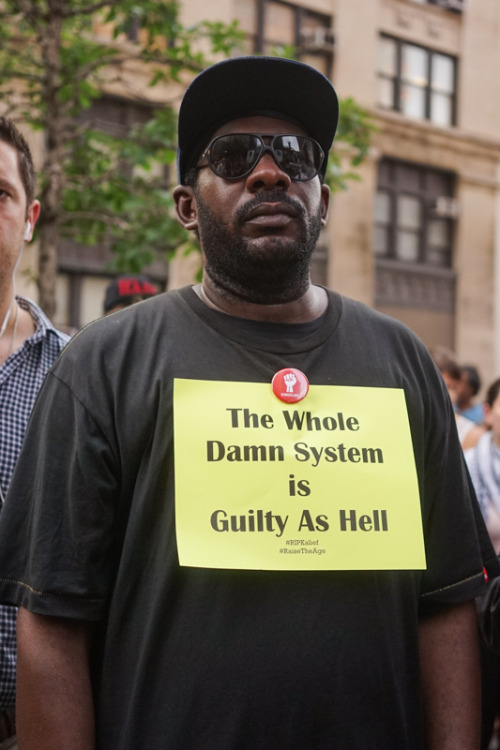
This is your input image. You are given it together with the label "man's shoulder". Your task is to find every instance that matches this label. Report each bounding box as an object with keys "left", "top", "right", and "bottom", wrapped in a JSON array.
[
  {"left": 330, "top": 291, "right": 441, "bottom": 393},
  {"left": 334, "top": 291, "right": 425, "bottom": 346},
  {"left": 58, "top": 288, "right": 186, "bottom": 361},
  {"left": 43, "top": 289, "right": 192, "bottom": 404}
]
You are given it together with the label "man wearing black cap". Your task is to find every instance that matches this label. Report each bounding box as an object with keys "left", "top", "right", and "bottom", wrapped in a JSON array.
[{"left": 0, "top": 57, "right": 494, "bottom": 750}]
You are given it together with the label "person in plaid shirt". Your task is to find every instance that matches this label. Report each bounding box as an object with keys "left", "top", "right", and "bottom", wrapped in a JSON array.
[{"left": 0, "top": 117, "right": 69, "bottom": 744}]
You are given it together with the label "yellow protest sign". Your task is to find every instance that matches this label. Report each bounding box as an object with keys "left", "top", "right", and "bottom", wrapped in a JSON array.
[{"left": 173, "top": 378, "right": 425, "bottom": 571}]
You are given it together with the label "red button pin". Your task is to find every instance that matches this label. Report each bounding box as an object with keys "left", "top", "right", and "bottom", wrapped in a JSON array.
[{"left": 272, "top": 368, "right": 309, "bottom": 403}]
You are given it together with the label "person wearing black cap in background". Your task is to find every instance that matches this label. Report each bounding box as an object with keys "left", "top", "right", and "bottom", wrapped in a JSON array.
[
  {"left": 0, "top": 57, "right": 495, "bottom": 750},
  {"left": 103, "top": 274, "right": 158, "bottom": 315}
]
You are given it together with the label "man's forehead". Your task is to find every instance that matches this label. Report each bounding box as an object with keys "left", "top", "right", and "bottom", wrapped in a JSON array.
[
  {"left": 0, "top": 140, "right": 23, "bottom": 193},
  {"left": 211, "top": 116, "right": 309, "bottom": 140},
  {"left": 0, "top": 139, "right": 20, "bottom": 174}
]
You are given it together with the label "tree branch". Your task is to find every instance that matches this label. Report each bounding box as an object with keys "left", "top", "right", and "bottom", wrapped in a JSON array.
[
  {"left": 62, "top": 210, "right": 130, "bottom": 229},
  {"left": 61, "top": 1, "right": 115, "bottom": 20}
]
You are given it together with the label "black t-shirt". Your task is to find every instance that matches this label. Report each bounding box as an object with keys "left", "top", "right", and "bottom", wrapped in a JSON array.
[{"left": 0, "top": 287, "right": 494, "bottom": 750}]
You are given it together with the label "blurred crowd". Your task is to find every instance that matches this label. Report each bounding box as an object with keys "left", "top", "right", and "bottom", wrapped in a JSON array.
[{"left": 431, "top": 346, "right": 500, "bottom": 750}]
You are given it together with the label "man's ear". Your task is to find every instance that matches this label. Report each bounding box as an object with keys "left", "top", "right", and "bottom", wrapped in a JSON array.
[
  {"left": 173, "top": 185, "right": 198, "bottom": 231},
  {"left": 24, "top": 200, "right": 41, "bottom": 242},
  {"left": 320, "top": 183, "right": 330, "bottom": 227}
]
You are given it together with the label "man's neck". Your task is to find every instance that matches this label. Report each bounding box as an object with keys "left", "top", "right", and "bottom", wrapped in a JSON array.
[
  {"left": 0, "top": 294, "right": 36, "bottom": 365},
  {"left": 0, "top": 281, "right": 15, "bottom": 333},
  {"left": 195, "top": 279, "right": 328, "bottom": 324}
]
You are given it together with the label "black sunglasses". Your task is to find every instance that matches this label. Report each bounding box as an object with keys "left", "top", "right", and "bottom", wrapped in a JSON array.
[{"left": 197, "top": 133, "right": 325, "bottom": 182}]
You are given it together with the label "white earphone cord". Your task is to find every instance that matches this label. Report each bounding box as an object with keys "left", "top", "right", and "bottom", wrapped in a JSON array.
[{"left": 0, "top": 228, "right": 28, "bottom": 339}]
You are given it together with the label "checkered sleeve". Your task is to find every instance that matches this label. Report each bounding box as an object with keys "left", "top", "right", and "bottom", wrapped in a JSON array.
[{"left": 0, "top": 297, "right": 69, "bottom": 707}]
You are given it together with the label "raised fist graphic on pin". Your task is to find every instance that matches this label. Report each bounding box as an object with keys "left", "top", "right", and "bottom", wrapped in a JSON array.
[{"left": 284, "top": 372, "right": 297, "bottom": 393}]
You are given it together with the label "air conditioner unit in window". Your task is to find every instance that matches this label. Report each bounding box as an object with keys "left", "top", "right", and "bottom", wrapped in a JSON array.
[
  {"left": 300, "top": 28, "right": 335, "bottom": 53},
  {"left": 432, "top": 196, "right": 460, "bottom": 219},
  {"left": 436, "top": 0, "right": 466, "bottom": 13}
]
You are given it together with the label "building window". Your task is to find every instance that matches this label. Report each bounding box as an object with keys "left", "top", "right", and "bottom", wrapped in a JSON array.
[
  {"left": 408, "top": 0, "right": 465, "bottom": 11},
  {"left": 374, "top": 158, "right": 456, "bottom": 267},
  {"left": 233, "top": 0, "right": 333, "bottom": 77},
  {"left": 78, "top": 96, "right": 153, "bottom": 138},
  {"left": 377, "top": 35, "right": 457, "bottom": 126}
]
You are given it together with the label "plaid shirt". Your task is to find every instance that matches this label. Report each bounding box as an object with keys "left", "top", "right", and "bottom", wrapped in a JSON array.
[{"left": 0, "top": 296, "right": 69, "bottom": 709}]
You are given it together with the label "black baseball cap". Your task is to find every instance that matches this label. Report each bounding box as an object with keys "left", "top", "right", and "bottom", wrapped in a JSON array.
[
  {"left": 177, "top": 56, "right": 339, "bottom": 185},
  {"left": 103, "top": 274, "right": 158, "bottom": 313}
]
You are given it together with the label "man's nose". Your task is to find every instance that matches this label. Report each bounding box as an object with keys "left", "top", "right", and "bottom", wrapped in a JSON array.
[{"left": 245, "top": 151, "right": 292, "bottom": 191}]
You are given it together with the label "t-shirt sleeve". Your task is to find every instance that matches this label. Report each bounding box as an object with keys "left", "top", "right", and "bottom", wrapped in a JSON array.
[
  {"left": 0, "top": 371, "right": 120, "bottom": 621},
  {"left": 415, "top": 363, "right": 498, "bottom": 612}
]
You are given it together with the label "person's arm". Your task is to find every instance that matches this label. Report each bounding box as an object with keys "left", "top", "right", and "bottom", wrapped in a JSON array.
[
  {"left": 16, "top": 607, "right": 95, "bottom": 750},
  {"left": 462, "top": 424, "right": 486, "bottom": 451},
  {"left": 419, "top": 600, "right": 480, "bottom": 750}
]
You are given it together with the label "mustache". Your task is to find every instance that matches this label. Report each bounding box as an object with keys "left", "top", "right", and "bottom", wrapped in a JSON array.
[{"left": 236, "top": 190, "right": 306, "bottom": 223}]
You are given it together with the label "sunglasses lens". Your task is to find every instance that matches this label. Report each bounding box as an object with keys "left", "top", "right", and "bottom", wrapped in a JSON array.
[
  {"left": 208, "top": 135, "right": 261, "bottom": 179},
  {"left": 273, "top": 135, "right": 322, "bottom": 181},
  {"left": 206, "top": 134, "right": 323, "bottom": 181}
]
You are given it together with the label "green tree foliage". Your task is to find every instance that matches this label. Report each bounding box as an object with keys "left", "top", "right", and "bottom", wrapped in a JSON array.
[
  {"left": 0, "top": 2, "right": 375, "bottom": 317},
  {"left": 326, "top": 97, "right": 377, "bottom": 192},
  {"left": 0, "top": 0, "right": 242, "bottom": 315}
]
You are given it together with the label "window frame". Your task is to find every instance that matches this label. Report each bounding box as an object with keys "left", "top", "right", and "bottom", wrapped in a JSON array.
[
  {"left": 373, "top": 157, "right": 456, "bottom": 269},
  {"left": 240, "top": 0, "right": 333, "bottom": 76},
  {"left": 378, "top": 34, "right": 458, "bottom": 127},
  {"left": 408, "top": 0, "right": 465, "bottom": 12}
]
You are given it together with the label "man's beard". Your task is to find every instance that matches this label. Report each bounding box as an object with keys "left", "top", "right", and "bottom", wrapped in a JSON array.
[{"left": 195, "top": 188, "right": 324, "bottom": 305}]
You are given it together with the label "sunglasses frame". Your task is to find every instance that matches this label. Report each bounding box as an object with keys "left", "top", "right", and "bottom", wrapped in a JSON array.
[{"left": 198, "top": 133, "right": 325, "bottom": 182}]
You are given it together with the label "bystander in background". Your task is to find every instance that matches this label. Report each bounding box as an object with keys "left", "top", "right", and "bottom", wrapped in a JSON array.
[
  {"left": 456, "top": 365, "right": 485, "bottom": 425},
  {"left": 0, "top": 117, "right": 69, "bottom": 747},
  {"left": 430, "top": 346, "right": 484, "bottom": 449},
  {"left": 103, "top": 274, "right": 158, "bottom": 315}
]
